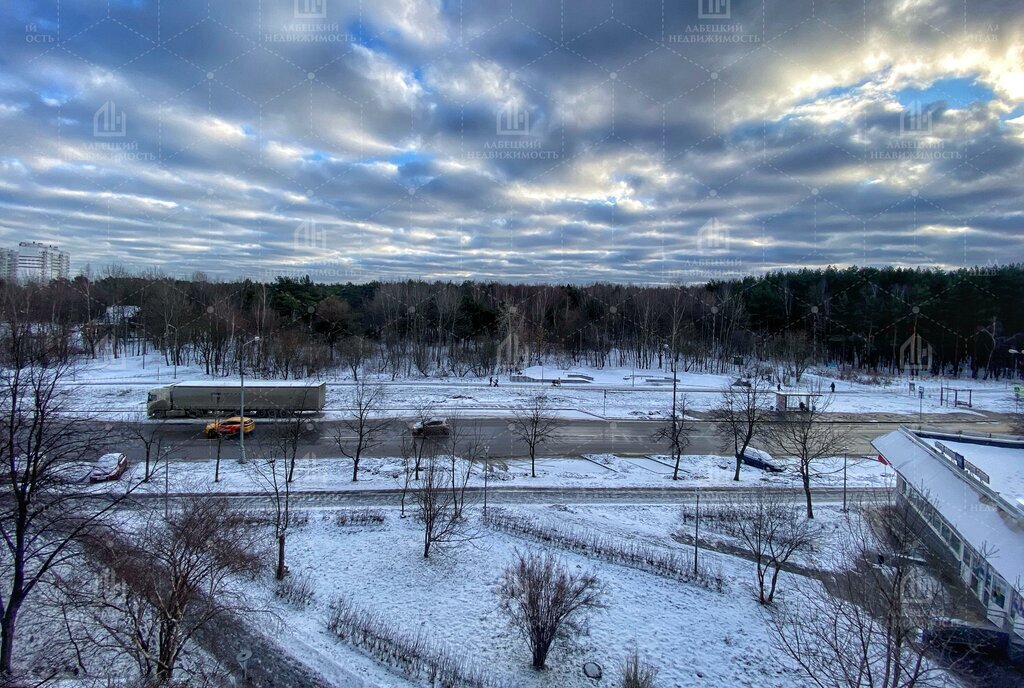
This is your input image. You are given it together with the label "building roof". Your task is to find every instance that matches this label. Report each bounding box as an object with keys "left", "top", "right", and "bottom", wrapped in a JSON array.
[
  {"left": 873, "top": 428, "right": 1024, "bottom": 589},
  {"left": 920, "top": 436, "right": 1024, "bottom": 506},
  {"left": 169, "top": 380, "right": 325, "bottom": 388}
]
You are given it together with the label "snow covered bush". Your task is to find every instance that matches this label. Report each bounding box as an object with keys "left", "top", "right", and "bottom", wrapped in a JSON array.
[
  {"left": 334, "top": 508, "right": 386, "bottom": 527},
  {"left": 325, "top": 597, "right": 507, "bottom": 688},
  {"left": 484, "top": 509, "right": 724, "bottom": 591},
  {"left": 497, "top": 550, "right": 606, "bottom": 670},
  {"left": 275, "top": 571, "right": 315, "bottom": 607},
  {"left": 619, "top": 645, "right": 658, "bottom": 688}
]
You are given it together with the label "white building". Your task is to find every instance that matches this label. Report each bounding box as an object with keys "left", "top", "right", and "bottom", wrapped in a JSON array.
[
  {"left": 873, "top": 427, "right": 1024, "bottom": 641},
  {"left": 16, "top": 241, "right": 70, "bottom": 281},
  {"left": 0, "top": 248, "right": 16, "bottom": 281}
]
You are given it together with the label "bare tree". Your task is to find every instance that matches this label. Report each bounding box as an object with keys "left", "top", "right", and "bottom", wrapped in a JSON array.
[
  {"left": 440, "top": 416, "right": 486, "bottom": 519},
  {"left": 333, "top": 380, "right": 389, "bottom": 482},
  {"left": 767, "top": 495, "right": 976, "bottom": 688},
  {"left": 74, "top": 496, "right": 262, "bottom": 682},
  {"left": 398, "top": 436, "right": 416, "bottom": 518},
  {"left": 410, "top": 452, "right": 474, "bottom": 558},
  {"left": 497, "top": 550, "right": 605, "bottom": 670},
  {"left": 729, "top": 489, "right": 819, "bottom": 604},
  {"left": 408, "top": 400, "right": 439, "bottom": 481},
  {"left": 338, "top": 336, "right": 369, "bottom": 380},
  {"left": 126, "top": 413, "right": 165, "bottom": 482},
  {"left": 619, "top": 644, "right": 658, "bottom": 688},
  {"left": 249, "top": 454, "right": 292, "bottom": 581},
  {"left": 712, "top": 377, "right": 774, "bottom": 481},
  {"left": 0, "top": 291, "right": 135, "bottom": 677},
  {"left": 764, "top": 394, "right": 850, "bottom": 518},
  {"left": 655, "top": 394, "right": 691, "bottom": 480},
  {"left": 510, "top": 394, "right": 559, "bottom": 478}
]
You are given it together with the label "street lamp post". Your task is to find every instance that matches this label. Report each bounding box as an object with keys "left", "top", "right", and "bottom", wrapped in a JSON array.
[
  {"left": 842, "top": 453, "right": 848, "bottom": 513},
  {"left": 693, "top": 489, "right": 700, "bottom": 576},
  {"left": 239, "top": 336, "right": 261, "bottom": 464}
]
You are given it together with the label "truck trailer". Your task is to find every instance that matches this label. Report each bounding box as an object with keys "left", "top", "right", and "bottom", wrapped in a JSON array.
[{"left": 147, "top": 381, "right": 327, "bottom": 418}]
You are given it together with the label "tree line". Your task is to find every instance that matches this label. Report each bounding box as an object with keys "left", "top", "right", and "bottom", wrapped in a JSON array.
[{"left": 5, "top": 263, "right": 1024, "bottom": 379}]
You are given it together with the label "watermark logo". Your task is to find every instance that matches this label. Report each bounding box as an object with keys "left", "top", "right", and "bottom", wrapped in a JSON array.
[
  {"left": 900, "top": 100, "right": 933, "bottom": 136},
  {"left": 964, "top": 23, "right": 1000, "bottom": 44},
  {"left": 294, "top": 219, "right": 327, "bottom": 251},
  {"left": 69, "top": 101, "right": 153, "bottom": 163},
  {"left": 94, "top": 101, "right": 126, "bottom": 138},
  {"left": 671, "top": 1, "right": 757, "bottom": 44},
  {"left": 24, "top": 23, "right": 55, "bottom": 43},
  {"left": 697, "top": 217, "right": 728, "bottom": 252},
  {"left": 496, "top": 102, "right": 530, "bottom": 136},
  {"left": 899, "top": 333, "right": 932, "bottom": 374},
  {"left": 467, "top": 103, "right": 558, "bottom": 161},
  {"left": 267, "top": 0, "right": 352, "bottom": 42},
  {"left": 698, "top": 0, "right": 731, "bottom": 19},
  {"left": 869, "top": 102, "right": 960, "bottom": 160},
  {"left": 295, "top": 0, "right": 327, "bottom": 19}
]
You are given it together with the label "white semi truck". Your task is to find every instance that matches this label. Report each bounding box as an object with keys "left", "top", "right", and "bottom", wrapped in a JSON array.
[{"left": 146, "top": 380, "right": 327, "bottom": 418}]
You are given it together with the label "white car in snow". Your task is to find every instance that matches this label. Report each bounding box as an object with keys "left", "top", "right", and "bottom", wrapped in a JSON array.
[{"left": 87, "top": 453, "right": 129, "bottom": 483}]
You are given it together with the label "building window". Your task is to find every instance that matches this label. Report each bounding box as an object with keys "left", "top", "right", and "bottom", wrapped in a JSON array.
[{"left": 993, "top": 581, "right": 1006, "bottom": 609}]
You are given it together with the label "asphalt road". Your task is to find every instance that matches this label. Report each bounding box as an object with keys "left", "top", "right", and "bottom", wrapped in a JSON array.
[{"left": 102, "top": 414, "right": 1010, "bottom": 463}]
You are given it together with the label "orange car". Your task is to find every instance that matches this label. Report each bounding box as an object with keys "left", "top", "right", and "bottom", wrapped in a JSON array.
[{"left": 205, "top": 416, "right": 255, "bottom": 438}]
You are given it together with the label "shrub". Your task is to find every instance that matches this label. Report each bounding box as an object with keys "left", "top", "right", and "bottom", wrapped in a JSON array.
[
  {"left": 275, "top": 571, "right": 315, "bottom": 607},
  {"left": 484, "top": 510, "right": 724, "bottom": 592},
  {"left": 620, "top": 645, "right": 658, "bottom": 688},
  {"left": 326, "top": 597, "right": 508, "bottom": 688},
  {"left": 335, "top": 508, "right": 386, "bottom": 527}
]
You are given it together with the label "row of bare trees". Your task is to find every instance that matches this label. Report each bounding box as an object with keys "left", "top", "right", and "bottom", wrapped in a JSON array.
[
  {"left": 16, "top": 263, "right": 1024, "bottom": 382},
  {"left": 699, "top": 486, "right": 986, "bottom": 688}
]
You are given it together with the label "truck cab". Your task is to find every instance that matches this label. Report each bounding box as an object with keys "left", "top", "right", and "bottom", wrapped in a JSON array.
[{"left": 147, "top": 386, "right": 173, "bottom": 417}]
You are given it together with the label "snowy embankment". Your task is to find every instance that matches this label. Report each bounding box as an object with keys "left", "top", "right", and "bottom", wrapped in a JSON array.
[{"left": 112, "top": 452, "right": 894, "bottom": 498}]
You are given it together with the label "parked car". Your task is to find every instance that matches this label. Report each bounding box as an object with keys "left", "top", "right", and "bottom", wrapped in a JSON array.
[
  {"left": 88, "top": 453, "right": 129, "bottom": 483},
  {"left": 741, "top": 447, "right": 784, "bottom": 473},
  {"left": 409, "top": 418, "right": 450, "bottom": 438},
  {"left": 205, "top": 416, "right": 255, "bottom": 438}
]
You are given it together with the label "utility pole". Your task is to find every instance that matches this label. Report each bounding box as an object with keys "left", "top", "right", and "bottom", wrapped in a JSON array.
[
  {"left": 164, "top": 448, "right": 169, "bottom": 519},
  {"left": 693, "top": 489, "right": 700, "bottom": 576},
  {"left": 239, "top": 336, "right": 261, "bottom": 464},
  {"left": 842, "top": 453, "right": 848, "bottom": 513}
]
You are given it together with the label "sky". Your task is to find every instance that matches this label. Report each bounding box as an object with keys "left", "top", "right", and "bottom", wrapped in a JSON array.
[{"left": 1, "top": 0, "right": 1022, "bottom": 284}]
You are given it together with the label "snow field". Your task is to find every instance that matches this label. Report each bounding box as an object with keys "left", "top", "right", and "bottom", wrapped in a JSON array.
[
  {"left": 66, "top": 354, "right": 1021, "bottom": 419},
  {"left": 241, "top": 507, "right": 820, "bottom": 688}
]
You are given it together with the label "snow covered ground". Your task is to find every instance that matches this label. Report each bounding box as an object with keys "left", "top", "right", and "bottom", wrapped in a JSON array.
[
  {"left": 241, "top": 506, "right": 819, "bottom": 688},
  {"left": 111, "top": 452, "right": 894, "bottom": 497},
  {"left": 61, "top": 353, "right": 1022, "bottom": 420}
]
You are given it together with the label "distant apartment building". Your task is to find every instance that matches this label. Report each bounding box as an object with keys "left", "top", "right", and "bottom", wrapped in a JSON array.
[
  {"left": 0, "top": 248, "right": 17, "bottom": 282},
  {"left": 13, "top": 242, "right": 70, "bottom": 282}
]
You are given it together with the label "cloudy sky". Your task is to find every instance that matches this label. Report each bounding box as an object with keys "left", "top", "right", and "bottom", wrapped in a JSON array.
[{"left": 1, "top": 0, "right": 1022, "bottom": 283}]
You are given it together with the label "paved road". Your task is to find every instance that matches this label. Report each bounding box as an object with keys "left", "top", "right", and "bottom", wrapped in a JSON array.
[{"left": 102, "top": 415, "right": 1010, "bottom": 463}]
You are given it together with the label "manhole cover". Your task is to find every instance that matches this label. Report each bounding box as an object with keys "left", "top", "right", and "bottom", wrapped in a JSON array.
[{"left": 583, "top": 661, "right": 602, "bottom": 679}]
